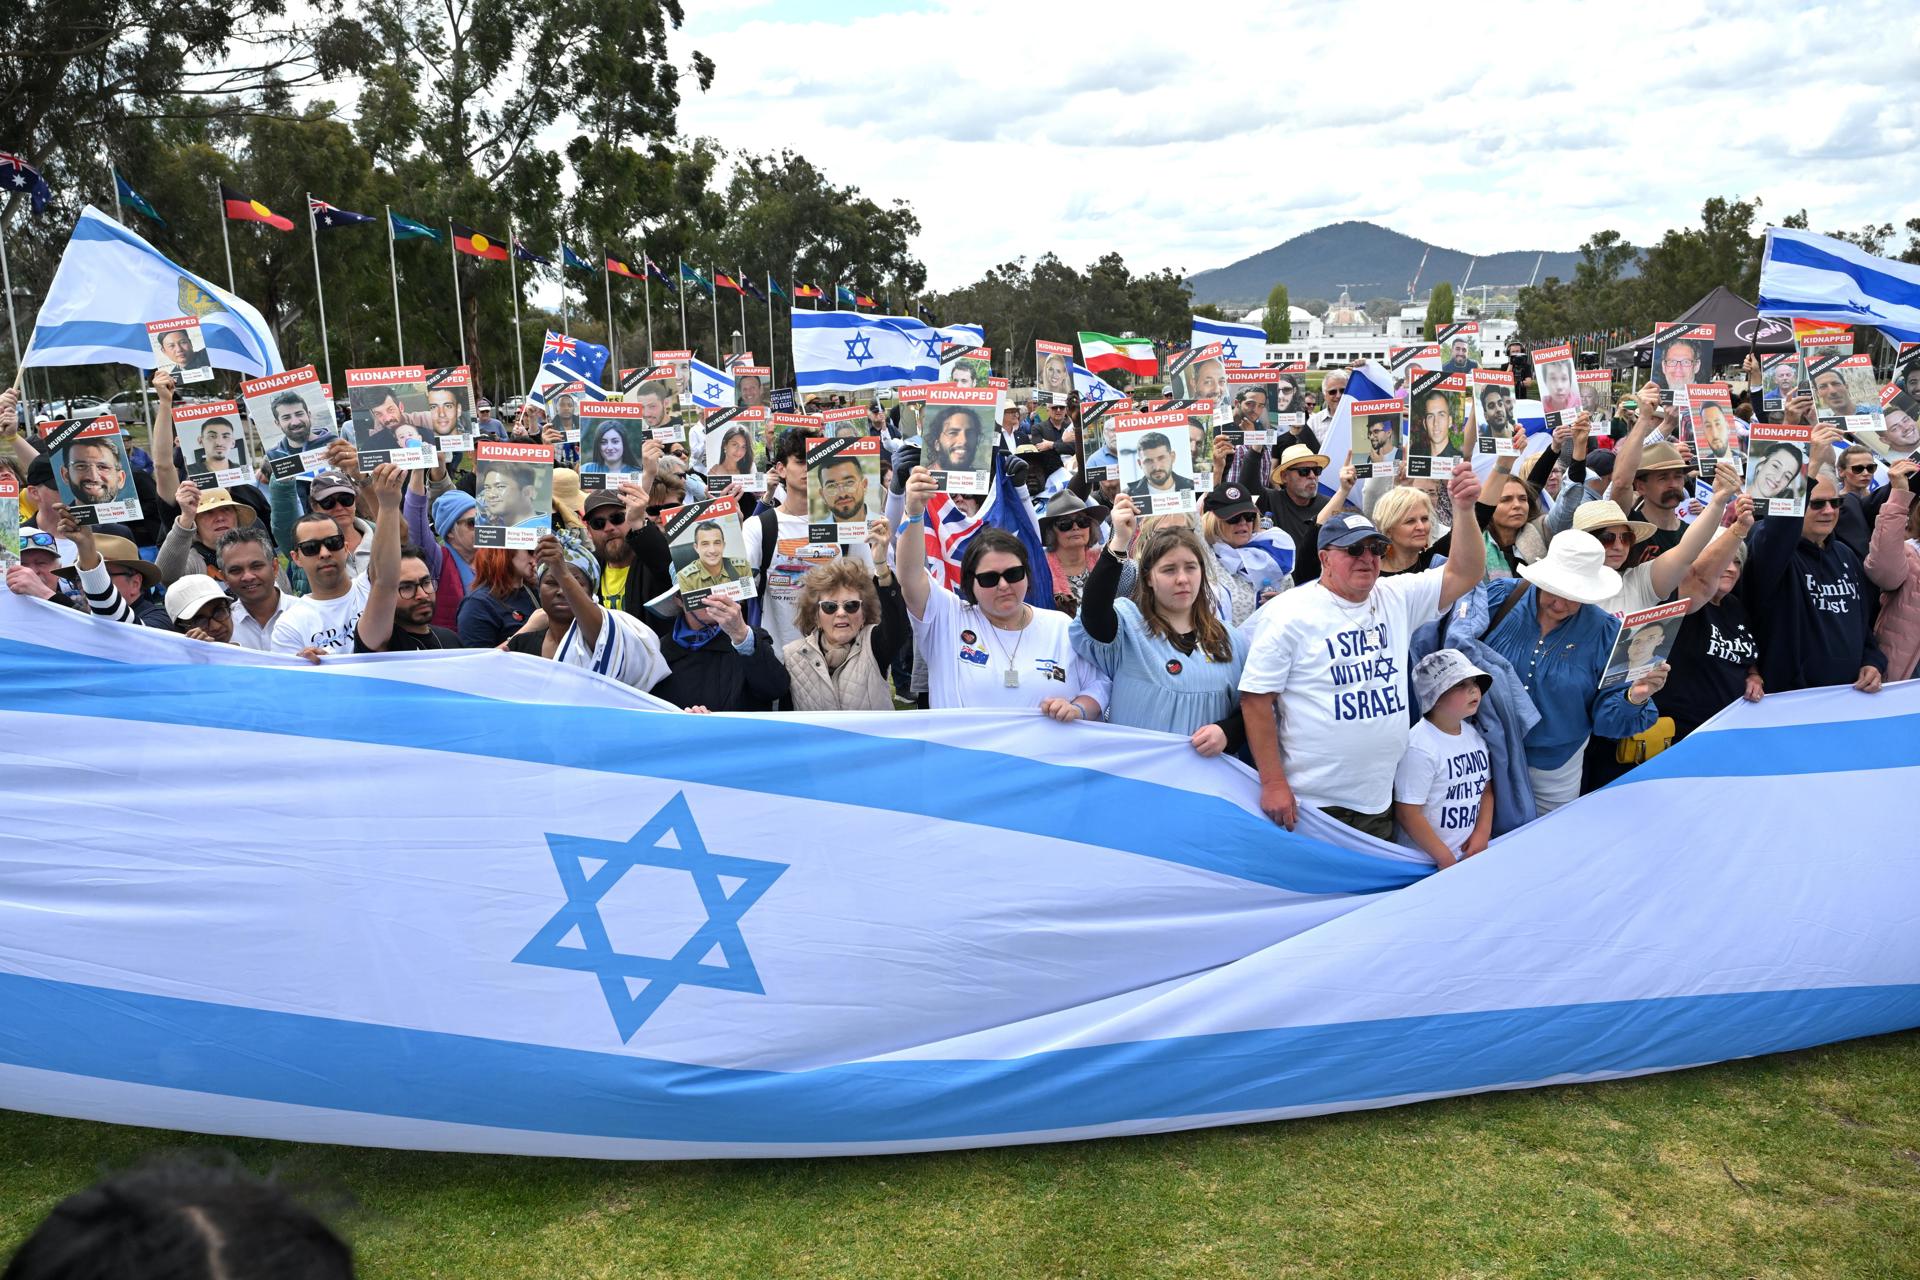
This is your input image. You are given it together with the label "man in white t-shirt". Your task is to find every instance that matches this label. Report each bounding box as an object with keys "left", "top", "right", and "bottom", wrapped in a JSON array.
[
  {"left": 271, "top": 464, "right": 403, "bottom": 657},
  {"left": 744, "top": 427, "right": 872, "bottom": 652},
  {"left": 1240, "top": 462, "right": 1485, "bottom": 839}
]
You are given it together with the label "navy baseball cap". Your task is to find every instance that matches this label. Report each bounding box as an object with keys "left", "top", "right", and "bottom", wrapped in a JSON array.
[{"left": 1317, "top": 512, "right": 1387, "bottom": 551}]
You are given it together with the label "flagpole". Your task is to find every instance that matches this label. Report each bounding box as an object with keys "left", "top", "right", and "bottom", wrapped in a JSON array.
[
  {"left": 306, "top": 193, "right": 334, "bottom": 391},
  {"left": 448, "top": 220, "right": 468, "bottom": 367},
  {"left": 766, "top": 271, "right": 776, "bottom": 388},
  {"left": 709, "top": 263, "right": 721, "bottom": 362},
  {"left": 386, "top": 206, "right": 405, "bottom": 363},
  {"left": 0, "top": 219, "right": 22, "bottom": 376},
  {"left": 736, "top": 266, "right": 748, "bottom": 356},
  {"left": 603, "top": 248, "right": 617, "bottom": 373},
  {"left": 108, "top": 160, "right": 124, "bottom": 225},
  {"left": 677, "top": 256, "right": 688, "bottom": 350},
  {"left": 640, "top": 242, "right": 655, "bottom": 360},
  {"left": 557, "top": 239, "right": 571, "bottom": 336},
  {"left": 216, "top": 183, "right": 235, "bottom": 293},
  {"left": 507, "top": 214, "right": 526, "bottom": 388},
  {"left": 109, "top": 160, "right": 154, "bottom": 443}
]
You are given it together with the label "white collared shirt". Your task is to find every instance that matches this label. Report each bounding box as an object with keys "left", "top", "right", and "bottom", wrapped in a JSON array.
[{"left": 230, "top": 590, "right": 294, "bottom": 652}]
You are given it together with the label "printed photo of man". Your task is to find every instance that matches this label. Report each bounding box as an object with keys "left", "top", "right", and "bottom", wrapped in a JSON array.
[
  {"left": 427, "top": 385, "right": 469, "bottom": 439},
  {"left": 676, "top": 520, "right": 751, "bottom": 592},
  {"left": 1655, "top": 336, "right": 1707, "bottom": 391},
  {"left": 154, "top": 326, "right": 211, "bottom": 374},
  {"left": 191, "top": 416, "right": 242, "bottom": 473},
  {"left": 1124, "top": 431, "right": 1196, "bottom": 499},
  {"left": 737, "top": 374, "right": 768, "bottom": 409},
  {"left": 1415, "top": 388, "right": 1464, "bottom": 460},
  {"left": 264, "top": 389, "right": 339, "bottom": 464},
  {"left": 929, "top": 405, "right": 986, "bottom": 474},
  {"left": 1478, "top": 382, "right": 1515, "bottom": 436},
  {"left": 816, "top": 455, "right": 871, "bottom": 525},
  {"left": 62, "top": 436, "right": 128, "bottom": 506},
  {"left": 480, "top": 462, "right": 542, "bottom": 528},
  {"left": 1179, "top": 356, "right": 1225, "bottom": 402},
  {"left": 1442, "top": 336, "right": 1475, "bottom": 374}
]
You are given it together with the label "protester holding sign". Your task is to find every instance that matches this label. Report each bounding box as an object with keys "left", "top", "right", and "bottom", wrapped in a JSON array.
[
  {"left": 505, "top": 534, "right": 668, "bottom": 691},
  {"left": 782, "top": 531, "right": 907, "bottom": 712},
  {"left": 1071, "top": 494, "right": 1247, "bottom": 755}
]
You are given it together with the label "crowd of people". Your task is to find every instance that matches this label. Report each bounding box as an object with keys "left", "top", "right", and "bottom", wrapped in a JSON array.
[{"left": 6, "top": 343, "right": 1917, "bottom": 864}]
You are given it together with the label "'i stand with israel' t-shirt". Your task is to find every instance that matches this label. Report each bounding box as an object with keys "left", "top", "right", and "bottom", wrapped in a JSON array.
[{"left": 1393, "top": 718, "right": 1490, "bottom": 860}]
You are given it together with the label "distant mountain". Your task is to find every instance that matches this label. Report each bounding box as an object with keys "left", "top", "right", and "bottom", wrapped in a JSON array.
[{"left": 1188, "top": 221, "right": 1590, "bottom": 307}]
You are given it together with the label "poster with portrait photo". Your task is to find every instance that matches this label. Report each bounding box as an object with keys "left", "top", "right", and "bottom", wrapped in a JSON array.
[
  {"left": 1435, "top": 321, "right": 1481, "bottom": 373},
  {"left": 1034, "top": 340, "right": 1074, "bottom": 402},
  {"left": 1682, "top": 383, "right": 1739, "bottom": 480},
  {"left": 172, "top": 399, "right": 250, "bottom": 490},
  {"left": 1577, "top": 370, "right": 1613, "bottom": 435},
  {"left": 768, "top": 410, "right": 817, "bottom": 458},
  {"left": 1892, "top": 343, "right": 1920, "bottom": 403},
  {"left": 1114, "top": 408, "right": 1198, "bottom": 515},
  {"left": 473, "top": 440, "right": 553, "bottom": 548},
  {"left": 1530, "top": 343, "right": 1580, "bottom": 428},
  {"left": 942, "top": 345, "right": 993, "bottom": 391},
  {"left": 1862, "top": 385, "right": 1920, "bottom": 462},
  {"left": 574, "top": 401, "right": 650, "bottom": 489},
  {"left": 1651, "top": 322, "right": 1716, "bottom": 404},
  {"left": 922, "top": 386, "right": 996, "bottom": 494},
  {"left": 891, "top": 384, "right": 931, "bottom": 441},
  {"left": 424, "top": 366, "right": 475, "bottom": 454},
  {"left": 703, "top": 406, "right": 771, "bottom": 492},
  {"left": 0, "top": 468, "right": 17, "bottom": 569},
  {"left": 1165, "top": 343, "right": 1226, "bottom": 406},
  {"left": 1807, "top": 353, "right": 1884, "bottom": 436},
  {"left": 242, "top": 366, "right": 345, "bottom": 479},
  {"left": 1406, "top": 372, "right": 1467, "bottom": 478},
  {"left": 806, "top": 436, "right": 882, "bottom": 545},
  {"left": 344, "top": 365, "right": 437, "bottom": 469},
  {"left": 618, "top": 370, "right": 682, "bottom": 443},
  {"left": 1759, "top": 351, "right": 1806, "bottom": 412},
  {"left": 1223, "top": 367, "right": 1279, "bottom": 448},
  {"left": 1388, "top": 343, "right": 1441, "bottom": 393},
  {"left": 662, "top": 496, "right": 756, "bottom": 607},
  {"left": 733, "top": 366, "right": 772, "bottom": 412},
  {"left": 1472, "top": 369, "right": 1518, "bottom": 456},
  {"left": 1271, "top": 361, "right": 1309, "bottom": 434},
  {"left": 145, "top": 316, "right": 213, "bottom": 384},
  {"left": 1180, "top": 399, "right": 1218, "bottom": 493},
  {"left": 820, "top": 404, "right": 871, "bottom": 442},
  {"left": 1350, "top": 398, "right": 1404, "bottom": 478},
  {"left": 650, "top": 349, "right": 695, "bottom": 423},
  {"left": 1600, "top": 599, "right": 1690, "bottom": 688},
  {"left": 40, "top": 416, "right": 140, "bottom": 525},
  {"left": 1745, "top": 422, "right": 1810, "bottom": 517},
  {"left": 1079, "top": 401, "right": 1127, "bottom": 484}
]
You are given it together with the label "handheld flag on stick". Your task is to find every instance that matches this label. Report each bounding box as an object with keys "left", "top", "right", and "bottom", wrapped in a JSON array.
[
  {"left": 527, "top": 329, "right": 609, "bottom": 409},
  {"left": 1077, "top": 331, "right": 1155, "bottom": 377},
  {"left": 1757, "top": 227, "right": 1920, "bottom": 344},
  {"left": 1191, "top": 315, "right": 1267, "bottom": 364}
]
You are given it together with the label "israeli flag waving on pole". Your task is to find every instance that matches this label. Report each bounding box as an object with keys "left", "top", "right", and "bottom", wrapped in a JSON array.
[
  {"left": 935, "top": 322, "right": 986, "bottom": 349},
  {"left": 1071, "top": 361, "right": 1128, "bottom": 405},
  {"left": 1757, "top": 227, "right": 1920, "bottom": 343},
  {"left": 24, "top": 205, "right": 282, "bottom": 378},
  {"left": 687, "top": 356, "right": 735, "bottom": 410},
  {"left": 1191, "top": 315, "right": 1267, "bottom": 366},
  {"left": 792, "top": 310, "right": 940, "bottom": 392}
]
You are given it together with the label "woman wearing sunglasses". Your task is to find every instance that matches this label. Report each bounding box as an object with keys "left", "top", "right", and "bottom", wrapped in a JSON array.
[
  {"left": 1072, "top": 493, "right": 1247, "bottom": 756},
  {"left": 782, "top": 530, "right": 908, "bottom": 711},
  {"left": 1201, "top": 483, "right": 1290, "bottom": 625},
  {"left": 897, "top": 465, "right": 1106, "bottom": 719},
  {"left": 1039, "top": 490, "right": 1108, "bottom": 609}
]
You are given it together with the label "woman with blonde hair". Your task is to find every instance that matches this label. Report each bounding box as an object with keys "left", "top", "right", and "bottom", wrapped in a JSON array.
[
  {"left": 1072, "top": 493, "right": 1248, "bottom": 756},
  {"left": 781, "top": 528, "right": 906, "bottom": 711},
  {"left": 1372, "top": 484, "right": 1446, "bottom": 576}
]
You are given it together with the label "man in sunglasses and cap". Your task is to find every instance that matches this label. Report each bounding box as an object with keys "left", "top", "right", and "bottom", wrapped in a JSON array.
[
  {"left": 1240, "top": 462, "right": 1486, "bottom": 837},
  {"left": 1240, "top": 443, "right": 1334, "bottom": 584}
]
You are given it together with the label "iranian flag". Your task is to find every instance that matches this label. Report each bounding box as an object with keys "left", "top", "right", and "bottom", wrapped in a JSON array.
[{"left": 1078, "top": 331, "right": 1156, "bottom": 377}]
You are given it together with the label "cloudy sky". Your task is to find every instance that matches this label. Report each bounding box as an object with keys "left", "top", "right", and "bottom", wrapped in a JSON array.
[{"left": 669, "top": 0, "right": 1920, "bottom": 290}]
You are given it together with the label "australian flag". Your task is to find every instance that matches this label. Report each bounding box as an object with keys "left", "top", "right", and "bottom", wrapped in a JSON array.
[
  {"left": 647, "top": 258, "right": 678, "bottom": 294},
  {"left": 0, "top": 153, "right": 54, "bottom": 215},
  {"left": 309, "top": 197, "right": 375, "bottom": 229},
  {"left": 528, "top": 331, "right": 609, "bottom": 409}
]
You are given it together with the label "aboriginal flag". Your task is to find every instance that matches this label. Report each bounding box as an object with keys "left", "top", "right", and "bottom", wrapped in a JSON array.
[
  {"left": 220, "top": 183, "right": 293, "bottom": 231},
  {"left": 451, "top": 222, "right": 509, "bottom": 260}
]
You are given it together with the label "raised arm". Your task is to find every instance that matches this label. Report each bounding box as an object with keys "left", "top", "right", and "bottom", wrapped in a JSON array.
[
  {"left": 894, "top": 465, "right": 936, "bottom": 621},
  {"left": 1437, "top": 462, "right": 1487, "bottom": 611},
  {"left": 1865, "top": 461, "right": 1915, "bottom": 592},
  {"left": 353, "top": 464, "right": 406, "bottom": 652},
  {"left": 1679, "top": 496, "right": 1755, "bottom": 614},
  {"left": 150, "top": 370, "right": 181, "bottom": 497},
  {"left": 1649, "top": 462, "right": 1737, "bottom": 599},
  {"left": 1607, "top": 396, "right": 1661, "bottom": 509},
  {"left": 537, "top": 533, "right": 605, "bottom": 650}
]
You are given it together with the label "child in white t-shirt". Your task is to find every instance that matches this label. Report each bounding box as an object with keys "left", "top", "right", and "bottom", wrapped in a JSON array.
[{"left": 1393, "top": 649, "right": 1495, "bottom": 868}]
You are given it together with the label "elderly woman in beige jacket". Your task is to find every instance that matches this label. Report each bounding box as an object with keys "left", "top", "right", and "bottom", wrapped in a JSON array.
[{"left": 781, "top": 527, "right": 908, "bottom": 711}]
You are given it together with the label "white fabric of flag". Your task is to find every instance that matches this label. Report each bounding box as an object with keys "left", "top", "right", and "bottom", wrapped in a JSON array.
[
  {"left": 1071, "top": 361, "right": 1128, "bottom": 404},
  {"left": 24, "top": 206, "right": 283, "bottom": 378},
  {"left": 1, "top": 592, "right": 1913, "bottom": 1160},
  {"left": 792, "top": 311, "right": 939, "bottom": 392},
  {"left": 1191, "top": 315, "right": 1267, "bottom": 366},
  {"left": 1757, "top": 227, "right": 1920, "bottom": 344}
]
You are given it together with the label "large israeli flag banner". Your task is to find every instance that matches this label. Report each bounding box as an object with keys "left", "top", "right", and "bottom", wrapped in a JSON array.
[
  {"left": 0, "top": 594, "right": 1915, "bottom": 1159},
  {"left": 1757, "top": 227, "right": 1920, "bottom": 344},
  {"left": 792, "top": 310, "right": 939, "bottom": 393},
  {"left": 24, "top": 206, "right": 283, "bottom": 379}
]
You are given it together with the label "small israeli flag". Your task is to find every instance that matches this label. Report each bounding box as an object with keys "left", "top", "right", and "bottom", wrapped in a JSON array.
[
  {"left": 1191, "top": 315, "right": 1267, "bottom": 366},
  {"left": 688, "top": 357, "right": 735, "bottom": 410}
]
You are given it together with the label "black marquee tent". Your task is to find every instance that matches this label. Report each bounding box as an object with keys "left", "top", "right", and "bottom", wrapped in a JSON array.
[{"left": 1604, "top": 286, "right": 1796, "bottom": 371}]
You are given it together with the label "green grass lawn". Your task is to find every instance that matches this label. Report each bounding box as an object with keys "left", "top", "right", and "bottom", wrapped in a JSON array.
[{"left": 4, "top": 1031, "right": 1916, "bottom": 1279}]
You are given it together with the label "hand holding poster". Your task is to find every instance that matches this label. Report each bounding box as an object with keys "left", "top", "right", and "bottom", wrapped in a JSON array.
[
  {"left": 0, "top": 468, "right": 18, "bottom": 568},
  {"left": 1114, "top": 408, "right": 1199, "bottom": 514},
  {"left": 242, "top": 366, "right": 344, "bottom": 480},
  {"left": 1745, "top": 422, "right": 1811, "bottom": 516},
  {"left": 1388, "top": 343, "right": 1441, "bottom": 392},
  {"left": 473, "top": 440, "right": 553, "bottom": 547},
  {"left": 1683, "top": 383, "right": 1739, "bottom": 479},
  {"left": 1865, "top": 386, "right": 1920, "bottom": 461},
  {"left": 807, "top": 436, "right": 882, "bottom": 545},
  {"left": 576, "top": 402, "right": 650, "bottom": 488},
  {"left": 1272, "top": 362, "right": 1309, "bottom": 433},
  {"left": 345, "top": 366, "right": 437, "bottom": 470},
  {"left": 1601, "top": 599, "right": 1690, "bottom": 687},
  {"left": 662, "top": 496, "right": 756, "bottom": 607},
  {"left": 1472, "top": 369, "right": 1518, "bottom": 456},
  {"left": 1224, "top": 367, "right": 1278, "bottom": 447},
  {"left": 171, "top": 399, "right": 250, "bottom": 489},
  {"left": 704, "top": 407, "right": 771, "bottom": 492},
  {"left": 1576, "top": 370, "right": 1613, "bottom": 433},
  {"left": 922, "top": 386, "right": 996, "bottom": 494},
  {"left": 1530, "top": 343, "right": 1580, "bottom": 428},
  {"left": 40, "top": 416, "right": 140, "bottom": 524},
  {"left": 1652, "top": 322, "right": 1716, "bottom": 404},
  {"left": 424, "top": 366, "right": 475, "bottom": 454},
  {"left": 146, "top": 316, "right": 213, "bottom": 383},
  {"left": 1034, "top": 341, "right": 1074, "bottom": 401},
  {"left": 1808, "top": 352, "right": 1884, "bottom": 435},
  {"left": 1350, "top": 398, "right": 1404, "bottom": 477},
  {"left": 1407, "top": 372, "right": 1467, "bottom": 478}
]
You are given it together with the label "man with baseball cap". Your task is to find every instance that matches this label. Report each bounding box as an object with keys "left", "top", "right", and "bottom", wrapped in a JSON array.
[
  {"left": 5, "top": 529, "right": 81, "bottom": 610},
  {"left": 165, "top": 576, "right": 235, "bottom": 644},
  {"left": 1203, "top": 483, "right": 1293, "bottom": 623},
  {"left": 1240, "top": 463, "right": 1486, "bottom": 838},
  {"left": 1240, "top": 443, "right": 1333, "bottom": 585}
]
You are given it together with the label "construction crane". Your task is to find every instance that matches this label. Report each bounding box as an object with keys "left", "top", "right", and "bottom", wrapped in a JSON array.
[{"left": 1407, "top": 248, "right": 1430, "bottom": 300}]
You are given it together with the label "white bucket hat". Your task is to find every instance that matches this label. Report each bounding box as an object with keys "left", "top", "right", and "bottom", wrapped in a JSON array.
[{"left": 1519, "top": 529, "right": 1622, "bottom": 605}]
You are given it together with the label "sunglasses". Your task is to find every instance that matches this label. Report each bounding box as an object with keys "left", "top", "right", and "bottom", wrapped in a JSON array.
[
  {"left": 1846, "top": 464, "right": 1874, "bottom": 474},
  {"left": 1592, "top": 529, "right": 1635, "bottom": 547},
  {"left": 1223, "top": 511, "right": 1258, "bottom": 526},
  {"left": 1289, "top": 466, "right": 1324, "bottom": 478},
  {"left": 294, "top": 533, "right": 347, "bottom": 557},
  {"left": 972, "top": 565, "right": 1029, "bottom": 588},
  {"left": 1051, "top": 514, "right": 1093, "bottom": 531},
  {"left": 818, "top": 599, "right": 864, "bottom": 615},
  {"left": 315, "top": 493, "right": 355, "bottom": 511},
  {"left": 1807, "top": 497, "right": 1843, "bottom": 511},
  {"left": 1337, "top": 539, "right": 1390, "bottom": 558},
  {"left": 586, "top": 510, "right": 627, "bottom": 530}
]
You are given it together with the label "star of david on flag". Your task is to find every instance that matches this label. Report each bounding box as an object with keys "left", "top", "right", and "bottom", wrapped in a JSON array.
[
  {"left": 688, "top": 356, "right": 735, "bottom": 410},
  {"left": 791, "top": 311, "right": 938, "bottom": 392},
  {"left": 514, "top": 794, "right": 788, "bottom": 1041}
]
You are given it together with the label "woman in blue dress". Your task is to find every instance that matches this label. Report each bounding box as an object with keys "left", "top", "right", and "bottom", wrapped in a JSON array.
[{"left": 1071, "top": 492, "right": 1248, "bottom": 756}]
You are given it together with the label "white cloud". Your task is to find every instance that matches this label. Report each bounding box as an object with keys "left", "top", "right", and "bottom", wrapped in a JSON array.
[{"left": 672, "top": 0, "right": 1920, "bottom": 290}]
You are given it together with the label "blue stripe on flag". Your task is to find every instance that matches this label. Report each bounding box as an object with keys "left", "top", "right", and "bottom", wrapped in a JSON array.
[
  {"left": 1613, "top": 711, "right": 1920, "bottom": 785},
  {"left": 794, "top": 366, "right": 932, "bottom": 389},
  {"left": 27, "top": 318, "right": 262, "bottom": 363},
  {"left": 1761, "top": 234, "right": 1920, "bottom": 315},
  {"left": 0, "top": 637, "right": 1417, "bottom": 896},
  {"left": 4, "top": 970, "right": 1912, "bottom": 1144}
]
